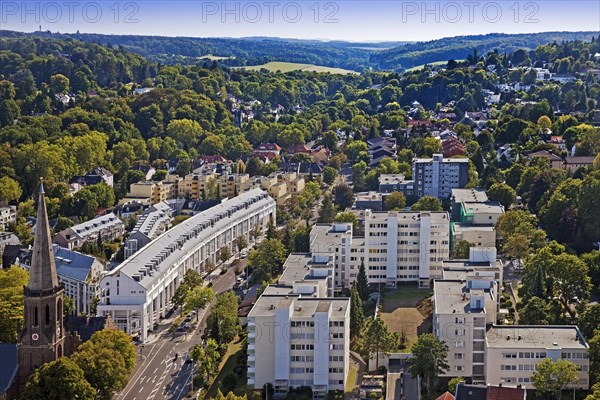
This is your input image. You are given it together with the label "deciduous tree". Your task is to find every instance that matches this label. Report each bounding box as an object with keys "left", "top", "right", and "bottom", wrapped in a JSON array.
[
  {"left": 407, "top": 333, "right": 449, "bottom": 399},
  {"left": 22, "top": 358, "right": 95, "bottom": 400},
  {"left": 532, "top": 358, "right": 579, "bottom": 400}
]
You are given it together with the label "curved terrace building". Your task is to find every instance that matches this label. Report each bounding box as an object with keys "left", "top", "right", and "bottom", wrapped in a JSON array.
[{"left": 96, "top": 188, "right": 276, "bottom": 340}]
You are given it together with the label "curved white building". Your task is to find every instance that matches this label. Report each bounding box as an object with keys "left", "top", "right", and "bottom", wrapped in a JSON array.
[{"left": 96, "top": 188, "right": 276, "bottom": 340}]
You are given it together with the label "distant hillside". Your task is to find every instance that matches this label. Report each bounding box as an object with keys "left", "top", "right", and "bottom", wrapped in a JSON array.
[
  {"left": 41, "top": 32, "right": 396, "bottom": 72},
  {"left": 1, "top": 30, "right": 598, "bottom": 72},
  {"left": 371, "top": 31, "right": 599, "bottom": 71}
]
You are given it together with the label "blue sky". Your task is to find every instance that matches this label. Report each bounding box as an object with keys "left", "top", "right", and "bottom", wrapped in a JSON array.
[{"left": 1, "top": 1, "right": 599, "bottom": 41}]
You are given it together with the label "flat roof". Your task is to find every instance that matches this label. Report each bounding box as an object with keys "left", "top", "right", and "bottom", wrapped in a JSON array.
[
  {"left": 486, "top": 325, "right": 588, "bottom": 349},
  {"left": 310, "top": 224, "right": 347, "bottom": 254},
  {"left": 279, "top": 253, "right": 312, "bottom": 284},
  {"left": 453, "top": 223, "right": 495, "bottom": 232},
  {"left": 434, "top": 280, "right": 491, "bottom": 314},
  {"left": 462, "top": 202, "right": 505, "bottom": 214},
  {"left": 109, "top": 189, "right": 274, "bottom": 289},
  {"left": 249, "top": 292, "right": 349, "bottom": 318},
  {"left": 367, "top": 211, "right": 450, "bottom": 222},
  {"left": 451, "top": 189, "right": 489, "bottom": 203}
]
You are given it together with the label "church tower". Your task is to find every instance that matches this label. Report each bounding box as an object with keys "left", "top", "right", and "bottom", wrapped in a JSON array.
[{"left": 18, "top": 180, "right": 66, "bottom": 383}]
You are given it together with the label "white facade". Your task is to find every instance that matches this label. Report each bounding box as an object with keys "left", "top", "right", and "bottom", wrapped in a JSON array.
[
  {"left": 17, "top": 244, "right": 104, "bottom": 315},
  {"left": 97, "top": 189, "right": 275, "bottom": 340},
  {"left": 485, "top": 326, "right": 589, "bottom": 390},
  {"left": 54, "top": 213, "right": 125, "bottom": 250},
  {"left": 310, "top": 210, "right": 451, "bottom": 290},
  {"left": 125, "top": 202, "right": 173, "bottom": 259},
  {"left": 413, "top": 154, "right": 470, "bottom": 199},
  {"left": 0, "top": 205, "right": 16, "bottom": 231},
  {"left": 247, "top": 253, "right": 349, "bottom": 398}
]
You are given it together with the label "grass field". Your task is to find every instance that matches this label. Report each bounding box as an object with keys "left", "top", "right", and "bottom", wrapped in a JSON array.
[
  {"left": 345, "top": 362, "right": 359, "bottom": 394},
  {"left": 206, "top": 336, "right": 245, "bottom": 398},
  {"left": 238, "top": 61, "right": 357, "bottom": 75},
  {"left": 405, "top": 60, "right": 464, "bottom": 72},
  {"left": 198, "top": 54, "right": 236, "bottom": 61},
  {"left": 379, "top": 285, "right": 433, "bottom": 352}
]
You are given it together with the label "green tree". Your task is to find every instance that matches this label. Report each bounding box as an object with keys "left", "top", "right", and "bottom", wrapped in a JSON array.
[
  {"left": 72, "top": 328, "right": 136, "bottom": 400},
  {"left": 447, "top": 376, "right": 463, "bottom": 395},
  {"left": 578, "top": 172, "right": 600, "bottom": 243},
  {"left": 362, "top": 317, "right": 397, "bottom": 370},
  {"left": 190, "top": 338, "right": 221, "bottom": 385},
  {"left": 334, "top": 211, "right": 358, "bottom": 229},
  {"left": 248, "top": 238, "right": 287, "bottom": 283},
  {"left": 579, "top": 304, "right": 600, "bottom": 340},
  {"left": 334, "top": 184, "right": 354, "bottom": 209},
  {"left": 411, "top": 196, "right": 443, "bottom": 212},
  {"left": 50, "top": 74, "right": 70, "bottom": 94},
  {"left": 352, "top": 161, "right": 367, "bottom": 192},
  {"left": 322, "top": 166, "right": 338, "bottom": 185},
  {"left": 407, "top": 333, "right": 449, "bottom": 400},
  {"left": 0, "top": 176, "right": 22, "bottom": 202},
  {"left": 172, "top": 269, "right": 204, "bottom": 307},
  {"left": 453, "top": 240, "right": 474, "bottom": 259},
  {"left": 384, "top": 191, "right": 406, "bottom": 211},
  {"left": 589, "top": 331, "right": 600, "bottom": 386},
  {"left": 532, "top": 358, "right": 579, "bottom": 400},
  {"left": 219, "top": 245, "right": 232, "bottom": 264},
  {"left": 318, "top": 193, "right": 337, "bottom": 223},
  {"left": 22, "top": 358, "right": 95, "bottom": 400},
  {"left": 235, "top": 235, "right": 248, "bottom": 258},
  {"left": 206, "top": 291, "right": 240, "bottom": 344},
  {"left": 185, "top": 286, "right": 214, "bottom": 321},
  {"left": 487, "top": 182, "right": 516, "bottom": 209},
  {"left": 356, "top": 260, "right": 369, "bottom": 302},
  {"left": 350, "top": 283, "right": 364, "bottom": 339},
  {"left": 519, "top": 296, "right": 553, "bottom": 325},
  {"left": 0, "top": 266, "right": 28, "bottom": 342},
  {"left": 0, "top": 99, "right": 20, "bottom": 128}
]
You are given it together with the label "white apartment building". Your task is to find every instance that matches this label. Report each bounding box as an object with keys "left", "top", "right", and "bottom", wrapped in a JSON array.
[
  {"left": 125, "top": 202, "right": 173, "bottom": 259},
  {"left": 413, "top": 154, "right": 470, "bottom": 199},
  {"left": 247, "top": 254, "right": 349, "bottom": 398},
  {"left": 485, "top": 325, "right": 589, "bottom": 390},
  {"left": 96, "top": 189, "right": 276, "bottom": 340},
  {"left": 433, "top": 277, "right": 499, "bottom": 381},
  {"left": 310, "top": 210, "right": 451, "bottom": 290},
  {"left": 17, "top": 244, "right": 104, "bottom": 315},
  {"left": 54, "top": 213, "right": 125, "bottom": 250},
  {"left": 0, "top": 205, "right": 16, "bottom": 231}
]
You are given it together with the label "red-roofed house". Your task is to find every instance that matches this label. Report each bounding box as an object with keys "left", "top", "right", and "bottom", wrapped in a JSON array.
[
  {"left": 435, "top": 392, "right": 456, "bottom": 400},
  {"left": 252, "top": 143, "right": 282, "bottom": 156},
  {"left": 286, "top": 144, "right": 310, "bottom": 155},
  {"left": 442, "top": 136, "right": 466, "bottom": 158},
  {"left": 486, "top": 386, "right": 526, "bottom": 400}
]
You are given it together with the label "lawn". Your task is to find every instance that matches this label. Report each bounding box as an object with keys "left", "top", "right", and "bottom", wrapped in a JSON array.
[
  {"left": 205, "top": 336, "right": 245, "bottom": 398},
  {"left": 345, "top": 362, "right": 358, "bottom": 394},
  {"left": 198, "top": 54, "right": 236, "bottom": 61},
  {"left": 379, "top": 285, "right": 433, "bottom": 352},
  {"left": 405, "top": 60, "right": 464, "bottom": 72},
  {"left": 237, "top": 61, "right": 357, "bottom": 75}
]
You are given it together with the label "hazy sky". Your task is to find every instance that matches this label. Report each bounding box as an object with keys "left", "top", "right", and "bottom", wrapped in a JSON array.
[{"left": 1, "top": 1, "right": 599, "bottom": 41}]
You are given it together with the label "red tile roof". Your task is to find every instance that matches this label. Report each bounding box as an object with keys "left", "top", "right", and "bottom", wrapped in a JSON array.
[
  {"left": 486, "top": 386, "right": 525, "bottom": 400},
  {"left": 436, "top": 392, "right": 456, "bottom": 400}
]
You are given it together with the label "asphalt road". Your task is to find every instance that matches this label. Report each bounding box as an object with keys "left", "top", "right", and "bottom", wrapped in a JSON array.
[{"left": 116, "top": 267, "right": 237, "bottom": 400}]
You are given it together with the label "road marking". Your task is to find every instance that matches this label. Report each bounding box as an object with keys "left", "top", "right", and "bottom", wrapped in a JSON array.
[
  {"left": 153, "top": 367, "right": 158, "bottom": 374},
  {"left": 138, "top": 387, "right": 143, "bottom": 393},
  {"left": 120, "top": 341, "right": 167, "bottom": 399}
]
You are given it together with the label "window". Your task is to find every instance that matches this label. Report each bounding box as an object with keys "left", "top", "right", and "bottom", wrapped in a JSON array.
[
  {"left": 455, "top": 366, "right": 463, "bottom": 371},
  {"left": 45, "top": 305, "right": 50, "bottom": 325},
  {"left": 501, "top": 365, "right": 517, "bottom": 371},
  {"left": 33, "top": 306, "right": 38, "bottom": 326},
  {"left": 454, "top": 353, "right": 464, "bottom": 360}
]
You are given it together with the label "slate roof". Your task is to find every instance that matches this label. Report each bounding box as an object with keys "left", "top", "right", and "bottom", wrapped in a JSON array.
[
  {"left": 455, "top": 384, "right": 487, "bottom": 400},
  {"left": 66, "top": 316, "right": 111, "bottom": 342},
  {"left": 19, "top": 245, "right": 99, "bottom": 283},
  {"left": 0, "top": 344, "right": 18, "bottom": 394}
]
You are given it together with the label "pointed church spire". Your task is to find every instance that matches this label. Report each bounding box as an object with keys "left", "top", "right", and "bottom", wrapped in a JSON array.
[{"left": 28, "top": 178, "right": 59, "bottom": 292}]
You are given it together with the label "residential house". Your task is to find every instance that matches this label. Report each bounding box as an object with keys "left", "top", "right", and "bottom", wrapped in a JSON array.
[
  {"left": 130, "top": 164, "right": 157, "bottom": 180},
  {"left": 124, "top": 202, "right": 173, "bottom": 259},
  {"left": 0, "top": 205, "right": 16, "bottom": 231},
  {"left": 563, "top": 156, "right": 595, "bottom": 172},
  {"left": 16, "top": 244, "right": 104, "bottom": 315},
  {"left": 525, "top": 150, "right": 563, "bottom": 169},
  {"left": 54, "top": 213, "right": 125, "bottom": 250}
]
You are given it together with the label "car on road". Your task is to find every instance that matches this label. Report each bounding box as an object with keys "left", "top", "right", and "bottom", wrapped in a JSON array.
[{"left": 240, "top": 251, "right": 248, "bottom": 259}]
